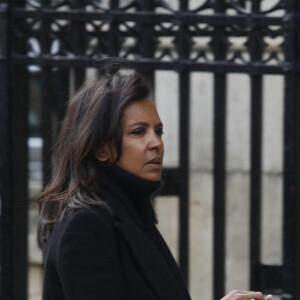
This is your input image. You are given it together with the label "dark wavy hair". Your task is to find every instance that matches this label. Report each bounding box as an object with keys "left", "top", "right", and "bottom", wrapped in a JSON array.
[{"left": 37, "top": 72, "right": 150, "bottom": 251}]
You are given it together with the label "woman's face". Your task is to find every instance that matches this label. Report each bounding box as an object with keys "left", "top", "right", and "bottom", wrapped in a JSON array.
[{"left": 116, "top": 98, "right": 164, "bottom": 181}]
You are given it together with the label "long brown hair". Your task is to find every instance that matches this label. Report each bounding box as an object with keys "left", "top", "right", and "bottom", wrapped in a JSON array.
[{"left": 37, "top": 72, "right": 150, "bottom": 251}]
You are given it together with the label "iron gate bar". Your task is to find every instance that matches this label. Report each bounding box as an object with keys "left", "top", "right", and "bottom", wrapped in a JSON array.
[
  {"left": 72, "top": 0, "right": 86, "bottom": 90},
  {"left": 282, "top": 1, "right": 300, "bottom": 299},
  {"left": 136, "top": 0, "right": 155, "bottom": 102},
  {"left": 0, "top": 1, "right": 12, "bottom": 298},
  {"left": 212, "top": 2, "right": 227, "bottom": 299},
  {"left": 177, "top": 0, "right": 190, "bottom": 281},
  {"left": 41, "top": 68, "right": 53, "bottom": 186},
  {"left": 10, "top": 0, "right": 32, "bottom": 288},
  {"left": 0, "top": 68, "right": 12, "bottom": 300},
  {"left": 10, "top": 66, "right": 29, "bottom": 300},
  {"left": 10, "top": 56, "right": 291, "bottom": 74},
  {"left": 10, "top": 9, "right": 285, "bottom": 26},
  {"left": 213, "top": 71, "right": 226, "bottom": 300},
  {"left": 282, "top": 2, "right": 298, "bottom": 298},
  {"left": 258, "top": 265, "right": 283, "bottom": 294},
  {"left": 40, "top": 0, "right": 53, "bottom": 185},
  {"left": 53, "top": 68, "right": 70, "bottom": 127},
  {"left": 159, "top": 168, "right": 181, "bottom": 196},
  {"left": 178, "top": 71, "right": 190, "bottom": 282},
  {"left": 294, "top": 87, "right": 300, "bottom": 293},
  {"left": 294, "top": 3, "right": 300, "bottom": 299},
  {"left": 282, "top": 71, "right": 295, "bottom": 300},
  {"left": 249, "top": 71, "right": 263, "bottom": 292},
  {"left": 249, "top": 0, "right": 263, "bottom": 293},
  {"left": 108, "top": 0, "right": 121, "bottom": 57}
]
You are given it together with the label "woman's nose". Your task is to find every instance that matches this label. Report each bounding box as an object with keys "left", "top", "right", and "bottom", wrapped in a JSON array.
[{"left": 148, "top": 132, "right": 163, "bottom": 150}]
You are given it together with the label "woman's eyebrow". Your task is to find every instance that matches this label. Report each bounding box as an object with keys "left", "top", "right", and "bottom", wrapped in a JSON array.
[
  {"left": 128, "top": 121, "right": 148, "bottom": 128},
  {"left": 128, "top": 121, "right": 163, "bottom": 128}
]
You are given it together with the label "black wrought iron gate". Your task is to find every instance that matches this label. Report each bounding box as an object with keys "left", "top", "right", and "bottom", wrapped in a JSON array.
[{"left": 1, "top": 0, "right": 300, "bottom": 299}]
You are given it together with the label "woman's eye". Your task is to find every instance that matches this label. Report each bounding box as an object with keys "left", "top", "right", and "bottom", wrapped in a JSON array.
[
  {"left": 131, "top": 128, "right": 145, "bottom": 135},
  {"left": 156, "top": 128, "right": 164, "bottom": 136}
]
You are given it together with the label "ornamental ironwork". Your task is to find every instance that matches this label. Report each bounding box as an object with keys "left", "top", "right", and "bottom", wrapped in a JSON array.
[
  {"left": 7, "top": 0, "right": 296, "bottom": 73},
  {"left": 1, "top": 1, "right": 300, "bottom": 300}
]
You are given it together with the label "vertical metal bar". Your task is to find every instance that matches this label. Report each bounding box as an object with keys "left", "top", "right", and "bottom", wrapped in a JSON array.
[
  {"left": 11, "top": 65, "right": 29, "bottom": 300},
  {"left": 72, "top": 0, "right": 85, "bottom": 89},
  {"left": 54, "top": 69, "right": 70, "bottom": 125},
  {"left": 10, "top": 0, "right": 29, "bottom": 297},
  {"left": 74, "top": 69, "right": 85, "bottom": 90},
  {"left": 212, "top": 0, "right": 227, "bottom": 298},
  {"left": 249, "top": 74, "right": 262, "bottom": 291},
  {"left": 293, "top": 3, "right": 300, "bottom": 299},
  {"left": 95, "top": 0, "right": 120, "bottom": 77},
  {"left": 41, "top": 68, "right": 53, "bottom": 186},
  {"left": 177, "top": 0, "right": 190, "bottom": 284},
  {"left": 104, "top": 0, "right": 122, "bottom": 78},
  {"left": 179, "top": 0, "right": 188, "bottom": 11},
  {"left": 178, "top": 71, "right": 190, "bottom": 283},
  {"left": 137, "top": 0, "right": 155, "bottom": 87},
  {"left": 0, "top": 2, "right": 12, "bottom": 298},
  {"left": 281, "top": 74, "right": 295, "bottom": 300},
  {"left": 0, "top": 4, "right": 29, "bottom": 300},
  {"left": 0, "top": 77, "right": 11, "bottom": 298},
  {"left": 109, "top": 0, "right": 120, "bottom": 57},
  {"left": 282, "top": 1, "right": 298, "bottom": 299},
  {"left": 213, "top": 73, "right": 226, "bottom": 299},
  {"left": 0, "top": 67, "right": 11, "bottom": 300},
  {"left": 41, "top": 0, "right": 53, "bottom": 186},
  {"left": 249, "top": 0, "right": 263, "bottom": 292}
]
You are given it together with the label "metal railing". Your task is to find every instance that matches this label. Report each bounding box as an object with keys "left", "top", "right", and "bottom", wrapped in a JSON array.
[{"left": 1, "top": 1, "right": 300, "bottom": 299}]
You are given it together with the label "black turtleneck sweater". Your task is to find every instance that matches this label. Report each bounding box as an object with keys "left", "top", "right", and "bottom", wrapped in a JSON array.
[
  {"left": 95, "top": 162, "right": 160, "bottom": 229},
  {"left": 42, "top": 162, "right": 191, "bottom": 300}
]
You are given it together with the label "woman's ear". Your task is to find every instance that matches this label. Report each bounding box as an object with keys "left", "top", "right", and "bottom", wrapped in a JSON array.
[{"left": 94, "top": 144, "right": 112, "bottom": 162}]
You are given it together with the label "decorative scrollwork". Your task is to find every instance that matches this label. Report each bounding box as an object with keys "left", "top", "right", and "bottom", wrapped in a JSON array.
[
  {"left": 12, "top": 0, "right": 290, "bottom": 69},
  {"left": 154, "top": 0, "right": 177, "bottom": 13},
  {"left": 190, "top": 0, "right": 213, "bottom": 14},
  {"left": 227, "top": 0, "right": 286, "bottom": 15}
]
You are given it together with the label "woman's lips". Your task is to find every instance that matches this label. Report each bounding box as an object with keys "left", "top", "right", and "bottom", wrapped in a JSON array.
[{"left": 146, "top": 157, "right": 162, "bottom": 169}]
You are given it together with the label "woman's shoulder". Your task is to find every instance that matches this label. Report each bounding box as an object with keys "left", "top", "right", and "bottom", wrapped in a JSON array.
[
  {"left": 44, "top": 206, "right": 121, "bottom": 271},
  {"left": 47, "top": 206, "right": 114, "bottom": 246},
  {"left": 61, "top": 205, "right": 114, "bottom": 231}
]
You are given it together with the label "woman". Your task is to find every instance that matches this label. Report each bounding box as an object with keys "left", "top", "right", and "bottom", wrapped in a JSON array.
[{"left": 38, "top": 72, "right": 272, "bottom": 300}]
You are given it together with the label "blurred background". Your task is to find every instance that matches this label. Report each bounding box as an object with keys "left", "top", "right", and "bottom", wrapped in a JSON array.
[{"left": 1, "top": 0, "right": 300, "bottom": 299}]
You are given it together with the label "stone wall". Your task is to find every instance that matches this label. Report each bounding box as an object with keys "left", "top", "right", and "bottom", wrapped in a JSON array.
[{"left": 155, "top": 71, "right": 284, "bottom": 299}]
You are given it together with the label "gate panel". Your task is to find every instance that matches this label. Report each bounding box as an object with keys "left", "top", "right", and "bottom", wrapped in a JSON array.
[
  {"left": 1, "top": 0, "right": 300, "bottom": 299},
  {"left": 0, "top": 1, "right": 11, "bottom": 298},
  {"left": 0, "top": 0, "right": 29, "bottom": 296}
]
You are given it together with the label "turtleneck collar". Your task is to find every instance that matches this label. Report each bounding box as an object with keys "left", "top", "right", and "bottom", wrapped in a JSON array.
[{"left": 94, "top": 160, "right": 161, "bottom": 228}]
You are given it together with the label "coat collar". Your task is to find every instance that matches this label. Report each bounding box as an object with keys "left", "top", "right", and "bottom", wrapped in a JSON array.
[
  {"left": 112, "top": 207, "right": 191, "bottom": 300},
  {"left": 95, "top": 162, "right": 161, "bottom": 229},
  {"left": 94, "top": 162, "right": 190, "bottom": 299}
]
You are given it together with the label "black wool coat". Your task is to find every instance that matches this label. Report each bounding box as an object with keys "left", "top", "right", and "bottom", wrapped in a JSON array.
[{"left": 42, "top": 164, "right": 191, "bottom": 300}]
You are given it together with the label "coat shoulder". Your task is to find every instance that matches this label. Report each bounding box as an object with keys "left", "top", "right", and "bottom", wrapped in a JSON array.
[
  {"left": 64, "top": 205, "right": 114, "bottom": 228},
  {"left": 58, "top": 205, "right": 115, "bottom": 242},
  {"left": 43, "top": 206, "right": 127, "bottom": 300}
]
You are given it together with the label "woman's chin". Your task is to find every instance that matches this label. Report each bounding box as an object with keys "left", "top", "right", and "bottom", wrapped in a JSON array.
[{"left": 141, "top": 170, "right": 162, "bottom": 182}]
